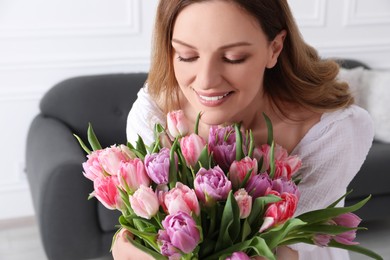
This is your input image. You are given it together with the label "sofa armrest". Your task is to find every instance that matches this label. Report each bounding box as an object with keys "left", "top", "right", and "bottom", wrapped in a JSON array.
[{"left": 26, "top": 115, "right": 114, "bottom": 260}]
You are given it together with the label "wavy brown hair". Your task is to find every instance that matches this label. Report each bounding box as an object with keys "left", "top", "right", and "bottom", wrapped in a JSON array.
[{"left": 147, "top": 0, "right": 354, "bottom": 114}]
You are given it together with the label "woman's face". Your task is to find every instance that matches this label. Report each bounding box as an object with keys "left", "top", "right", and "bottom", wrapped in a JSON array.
[{"left": 172, "top": 0, "right": 284, "bottom": 126}]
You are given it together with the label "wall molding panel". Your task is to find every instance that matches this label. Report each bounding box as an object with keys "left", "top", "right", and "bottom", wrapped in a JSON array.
[
  {"left": 0, "top": 52, "right": 150, "bottom": 71},
  {"left": 289, "top": 0, "right": 328, "bottom": 27},
  {"left": 0, "top": 0, "right": 141, "bottom": 38},
  {"left": 344, "top": 0, "right": 390, "bottom": 26}
]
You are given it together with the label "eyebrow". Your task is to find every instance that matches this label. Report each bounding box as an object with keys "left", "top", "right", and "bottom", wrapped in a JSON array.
[{"left": 171, "top": 38, "right": 252, "bottom": 50}]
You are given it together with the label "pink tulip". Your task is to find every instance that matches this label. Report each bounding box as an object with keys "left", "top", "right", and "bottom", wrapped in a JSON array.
[
  {"left": 82, "top": 150, "right": 104, "bottom": 181},
  {"left": 92, "top": 176, "right": 122, "bottom": 210},
  {"left": 254, "top": 144, "right": 301, "bottom": 180},
  {"left": 98, "top": 145, "right": 131, "bottom": 176},
  {"left": 118, "top": 144, "right": 136, "bottom": 159},
  {"left": 117, "top": 158, "right": 150, "bottom": 193},
  {"left": 259, "top": 190, "right": 298, "bottom": 232},
  {"left": 273, "top": 155, "right": 302, "bottom": 180},
  {"left": 254, "top": 144, "right": 287, "bottom": 172},
  {"left": 226, "top": 252, "right": 251, "bottom": 260},
  {"left": 194, "top": 166, "right": 232, "bottom": 205},
  {"left": 234, "top": 189, "right": 252, "bottom": 219},
  {"left": 158, "top": 131, "right": 173, "bottom": 149},
  {"left": 229, "top": 157, "right": 258, "bottom": 189},
  {"left": 158, "top": 211, "right": 200, "bottom": 254},
  {"left": 164, "top": 182, "right": 200, "bottom": 216},
  {"left": 129, "top": 185, "right": 159, "bottom": 219},
  {"left": 332, "top": 213, "right": 361, "bottom": 245},
  {"left": 314, "top": 213, "right": 361, "bottom": 247},
  {"left": 167, "top": 110, "right": 189, "bottom": 138},
  {"left": 180, "top": 133, "right": 206, "bottom": 167}
]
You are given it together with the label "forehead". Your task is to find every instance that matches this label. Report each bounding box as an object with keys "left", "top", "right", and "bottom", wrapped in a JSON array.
[{"left": 172, "top": 1, "right": 266, "bottom": 46}]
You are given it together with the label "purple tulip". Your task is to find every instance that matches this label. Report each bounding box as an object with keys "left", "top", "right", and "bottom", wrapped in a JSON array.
[
  {"left": 271, "top": 178, "right": 300, "bottom": 199},
  {"left": 157, "top": 230, "right": 182, "bottom": 259},
  {"left": 208, "top": 125, "right": 237, "bottom": 172},
  {"left": 332, "top": 213, "right": 361, "bottom": 245},
  {"left": 194, "top": 166, "right": 232, "bottom": 205},
  {"left": 245, "top": 173, "right": 272, "bottom": 199},
  {"left": 313, "top": 234, "right": 332, "bottom": 247},
  {"left": 158, "top": 211, "right": 200, "bottom": 255},
  {"left": 144, "top": 148, "right": 174, "bottom": 185},
  {"left": 226, "top": 251, "right": 251, "bottom": 260}
]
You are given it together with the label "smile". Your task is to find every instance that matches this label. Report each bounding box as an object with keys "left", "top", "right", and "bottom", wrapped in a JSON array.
[
  {"left": 192, "top": 88, "right": 233, "bottom": 107},
  {"left": 198, "top": 92, "right": 230, "bottom": 101}
]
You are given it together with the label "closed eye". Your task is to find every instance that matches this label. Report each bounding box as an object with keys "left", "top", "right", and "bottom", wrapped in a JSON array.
[
  {"left": 223, "top": 57, "right": 247, "bottom": 64},
  {"left": 177, "top": 56, "right": 199, "bottom": 62}
]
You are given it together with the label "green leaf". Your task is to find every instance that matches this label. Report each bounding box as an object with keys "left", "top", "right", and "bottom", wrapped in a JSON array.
[
  {"left": 195, "top": 145, "right": 209, "bottom": 172},
  {"left": 263, "top": 113, "right": 273, "bottom": 146},
  {"left": 247, "top": 195, "right": 281, "bottom": 229},
  {"left": 327, "top": 240, "right": 383, "bottom": 260},
  {"left": 278, "top": 237, "right": 383, "bottom": 260},
  {"left": 241, "top": 219, "right": 252, "bottom": 242},
  {"left": 248, "top": 130, "right": 254, "bottom": 158},
  {"left": 327, "top": 190, "right": 353, "bottom": 208},
  {"left": 297, "top": 196, "right": 371, "bottom": 224},
  {"left": 128, "top": 237, "right": 168, "bottom": 260},
  {"left": 73, "top": 134, "right": 91, "bottom": 154},
  {"left": 296, "top": 223, "right": 364, "bottom": 235},
  {"left": 234, "top": 123, "right": 244, "bottom": 161},
  {"left": 238, "top": 169, "right": 254, "bottom": 190},
  {"left": 214, "top": 191, "right": 241, "bottom": 252},
  {"left": 268, "top": 141, "right": 275, "bottom": 179},
  {"left": 194, "top": 112, "right": 202, "bottom": 135},
  {"left": 259, "top": 218, "right": 307, "bottom": 250},
  {"left": 176, "top": 146, "right": 189, "bottom": 186},
  {"left": 135, "top": 134, "right": 148, "bottom": 157},
  {"left": 204, "top": 236, "right": 275, "bottom": 260},
  {"left": 168, "top": 139, "right": 179, "bottom": 189},
  {"left": 120, "top": 222, "right": 160, "bottom": 252},
  {"left": 87, "top": 123, "right": 102, "bottom": 151}
]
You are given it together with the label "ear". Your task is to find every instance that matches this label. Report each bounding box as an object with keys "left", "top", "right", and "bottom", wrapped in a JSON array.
[{"left": 266, "top": 30, "right": 287, "bottom": 69}]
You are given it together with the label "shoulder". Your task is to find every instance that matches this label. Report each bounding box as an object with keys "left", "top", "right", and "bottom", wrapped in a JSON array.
[
  {"left": 296, "top": 105, "right": 373, "bottom": 151},
  {"left": 126, "top": 84, "right": 166, "bottom": 145},
  {"left": 320, "top": 105, "right": 373, "bottom": 135},
  {"left": 292, "top": 105, "right": 374, "bottom": 170}
]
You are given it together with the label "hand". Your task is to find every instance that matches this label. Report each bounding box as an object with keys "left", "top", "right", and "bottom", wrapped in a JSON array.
[
  {"left": 112, "top": 229, "right": 155, "bottom": 260},
  {"left": 252, "top": 246, "right": 298, "bottom": 260}
]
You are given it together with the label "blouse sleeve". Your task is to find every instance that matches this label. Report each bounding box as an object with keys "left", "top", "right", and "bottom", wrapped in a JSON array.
[
  {"left": 292, "top": 105, "right": 374, "bottom": 215},
  {"left": 288, "top": 105, "right": 374, "bottom": 253},
  {"left": 126, "top": 85, "right": 166, "bottom": 146}
]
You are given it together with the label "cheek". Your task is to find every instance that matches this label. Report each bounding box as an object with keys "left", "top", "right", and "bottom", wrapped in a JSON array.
[{"left": 174, "top": 62, "right": 193, "bottom": 87}]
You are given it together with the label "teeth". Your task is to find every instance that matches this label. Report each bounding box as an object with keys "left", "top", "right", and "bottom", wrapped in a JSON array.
[{"left": 199, "top": 92, "right": 229, "bottom": 101}]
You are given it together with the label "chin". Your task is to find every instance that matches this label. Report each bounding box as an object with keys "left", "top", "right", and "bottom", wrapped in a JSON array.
[{"left": 200, "top": 111, "right": 233, "bottom": 126}]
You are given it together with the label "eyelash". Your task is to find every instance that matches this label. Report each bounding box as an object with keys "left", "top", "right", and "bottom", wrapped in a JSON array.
[{"left": 177, "top": 56, "right": 247, "bottom": 64}]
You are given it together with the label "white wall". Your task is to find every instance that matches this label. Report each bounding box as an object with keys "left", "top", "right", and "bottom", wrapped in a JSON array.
[{"left": 0, "top": 0, "right": 389, "bottom": 220}]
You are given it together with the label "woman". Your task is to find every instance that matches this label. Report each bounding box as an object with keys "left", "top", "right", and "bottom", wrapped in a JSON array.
[{"left": 113, "top": 0, "right": 374, "bottom": 259}]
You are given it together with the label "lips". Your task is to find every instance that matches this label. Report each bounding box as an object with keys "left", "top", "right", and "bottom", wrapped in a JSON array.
[{"left": 192, "top": 88, "right": 233, "bottom": 107}]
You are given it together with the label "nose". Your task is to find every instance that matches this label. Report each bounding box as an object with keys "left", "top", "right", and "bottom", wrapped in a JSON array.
[{"left": 195, "top": 57, "right": 223, "bottom": 90}]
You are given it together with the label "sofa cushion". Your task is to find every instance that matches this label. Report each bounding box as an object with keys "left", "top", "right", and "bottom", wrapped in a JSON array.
[
  {"left": 347, "top": 141, "right": 390, "bottom": 199},
  {"left": 338, "top": 67, "right": 390, "bottom": 143},
  {"left": 40, "top": 73, "right": 147, "bottom": 148}
]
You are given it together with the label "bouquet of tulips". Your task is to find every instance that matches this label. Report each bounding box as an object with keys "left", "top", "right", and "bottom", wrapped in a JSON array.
[{"left": 75, "top": 111, "right": 382, "bottom": 260}]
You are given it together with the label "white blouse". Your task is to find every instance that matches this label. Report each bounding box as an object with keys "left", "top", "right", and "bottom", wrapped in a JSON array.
[{"left": 126, "top": 87, "right": 374, "bottom": 260}]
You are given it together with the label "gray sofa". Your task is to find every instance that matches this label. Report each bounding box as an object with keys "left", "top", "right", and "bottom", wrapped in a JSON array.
[{"left": 25, "top": 60, "right": 390, "bottom": 260}]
